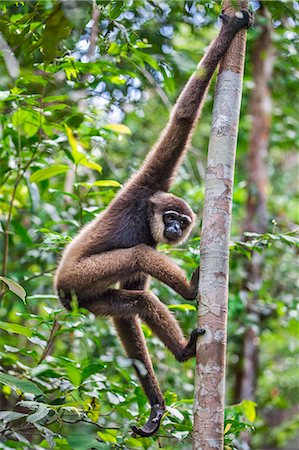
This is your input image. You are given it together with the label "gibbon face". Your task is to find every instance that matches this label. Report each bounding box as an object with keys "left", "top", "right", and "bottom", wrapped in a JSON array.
[
  {"left": 149, "top": 192, "right": 195, "bottom": 245},
  {"left": 162, "top": 210, "right": 193, "bottom": 242}
]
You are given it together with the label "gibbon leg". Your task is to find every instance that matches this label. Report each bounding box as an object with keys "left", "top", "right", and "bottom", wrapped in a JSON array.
[
  {"left": 82, "top": 289, "right": 204, "bottom": 362},
  {"left": 84, "top": 289, "right": 204, "bottom": 436},
  {"left": 113, "top": 316, "right": 165, "bottom": 437}
]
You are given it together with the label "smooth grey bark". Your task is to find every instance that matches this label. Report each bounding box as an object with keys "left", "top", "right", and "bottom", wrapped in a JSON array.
[{"left": 193, "top": 1, "right": 249, "bottom": 449}]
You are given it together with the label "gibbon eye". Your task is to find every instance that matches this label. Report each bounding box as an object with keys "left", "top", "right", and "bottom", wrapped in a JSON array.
[
  {"left": 164, "top": 213, "right": 176, "bottom": 222},
  {"left": 180, "top": 218, "right": 188, "bottom": 228}
]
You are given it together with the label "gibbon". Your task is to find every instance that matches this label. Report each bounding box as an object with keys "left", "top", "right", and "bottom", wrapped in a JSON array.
[{"left": 55, "top": 11, "right": 252, "bottom": 437}]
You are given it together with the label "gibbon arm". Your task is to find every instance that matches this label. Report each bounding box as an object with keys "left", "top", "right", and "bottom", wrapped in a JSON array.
[
  {"left": 131, "top": 12, "right": 252, "bottom": 191},
  {"left": 59, "top": 245, "right": 198, "bottom": 301}
]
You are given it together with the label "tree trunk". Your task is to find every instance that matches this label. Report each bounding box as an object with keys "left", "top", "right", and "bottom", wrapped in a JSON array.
[
  {"left": 239, "top": 5, "right": 274, "bottom": 446},
  {"left": 193, "top": 1, "right": 249, "bottom": 449}
]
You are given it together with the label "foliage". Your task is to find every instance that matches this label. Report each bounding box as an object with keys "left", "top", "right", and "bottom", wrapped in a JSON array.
[{"left": 0, "top": 1, "right": 298, "bottom": 449}]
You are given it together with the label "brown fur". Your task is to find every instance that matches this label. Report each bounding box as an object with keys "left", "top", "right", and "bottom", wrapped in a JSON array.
[{"left": 55, "top": 12, "right": 251, "bottom": 437}]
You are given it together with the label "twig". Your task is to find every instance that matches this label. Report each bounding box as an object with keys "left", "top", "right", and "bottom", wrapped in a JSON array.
[
  {"left": 38, "top": 319, "right": 60, "bottom": 364},
  {"left": 22, "top": 267, "right": 57, "bottom": 285},
  {"left": 62, "top": 417, "right": 120, "bottom": 430}
]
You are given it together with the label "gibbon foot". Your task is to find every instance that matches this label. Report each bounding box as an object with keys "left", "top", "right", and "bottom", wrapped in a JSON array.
[
  {"left": 178, "top": 328, "right": 205, "bottom": 362},
  {"left": 220, "top": 9, "right": 254, "bottom": 29},
  {"left": 132, "top": 403, "right": 165, "bottom": 437}
]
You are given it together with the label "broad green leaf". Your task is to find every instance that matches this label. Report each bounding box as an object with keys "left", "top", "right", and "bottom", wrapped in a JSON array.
[
  {"left": 26, "top": 405, "right": 49, "bottom": 423},
  {"left": 43, "top": 4, "right": 71, "bottom": 63},
  {"left": 11, "top": 108, "right": 42, "bottom": 137},
  {"left": 0, "top": 373, "right": 43, "bottom": 396},
  {"left": 139, "top": 51, "right": 159, "bottom": 70},
  {"left": 106, "top": 392, "right": 125, "bottom": 405},
  {"left": 109, "top": 2, "right": 123, "bottom": 20},
  {"left": 81, "top": 362, "right": 106, "bottom": 383},
  {"left": 0, "top": 411, "right": 27, "bottom": 422},
  {"left": 67, "top": 433, "right": 108, "bottom": 450},
  {"left": 44, "top": 94, "right": 68, "bottom": 102},
  {"left": 65, "top": 366, "right": 81, "bottom": 387},
  {"left": 171, "top": 430, "right": 189, "bottom": 441},
  {"left": 104, "top": 123, "right": 131, "bottom": 135},
  {"left": 108, "top": 42, "right": 120, "bottom": 56},
  {"left": 0, "top": 321, "right": 32, "bottom": 337},
  {"left": 93, "top": 180, "right": 121, "bottom": 188},
  {"left": 224, "top": 422, "right": 232, "bottom": 434},
  {"left": 80, "top": 160, "right": 102, "bottom": 173},
  {"left": 65, "top": 125, "right": 83, "bottom": 162},
  {"left": 124, "top": 437, "right": 144, "bottom": 448},
  {"left": 167, "top": 406, "right": 184, "bottom": 421},
  {"left": 48, "top": 188, "right": 78, "bottom": 200},
  {"left": 30, "top": 165, "right": 69, "bottom": 183},
  {"left": 280, "top": 234, "right": 299, "bottom": 247},
  {"left": 65, "top": 126, "right": 102, "bottom": 173},
  {"left": 98, "top": 430, "right": 117, "bottom": 444},
  {"left": 65, "top": 112, "right": 85, "bottom": 128},
  {"left": 0, "top": 276, "right": 26, "bottom": 302},
  {"left": 109, "top": 75, "right": 126, "bottom": 85},
  {"left": 168, "top": 304, "right": 196, "bottom": 311},
  {"left": 241, "top": 400, "right": 257, "bottom": 423}
]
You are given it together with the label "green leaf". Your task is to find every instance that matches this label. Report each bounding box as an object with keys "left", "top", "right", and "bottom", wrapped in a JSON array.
[
  {"left": 109, "top": 2, "right": 123, "bottom": 20},
  {"left": 67, "top": 433, "right": 108, "bottom": 450},
  {"left": 30, "top": 164, "right": 69, "bottom": 183},
  {"left": 167, "top": 406, "right": 184, "bottom": 421},
  {"left": 108, "top": 42, "right": 120, "bottom": 56},
  {"left": 0, "top": 411, "right": 27, "bottom": 422},
  {"left": 0, "top": 373, "right": 44, "bottom": 396},
  {"left": 280, "top": 234, "right": 299, "bottom": 247},
  {"left": 124, "top": 437, "right": 144, "bottom": 448},
  {"left": 26, "top": 405, "right": 49, "bottom": 423},
  {"left": 43, "top": 4, "right": 71, "bottom": 63},
  {"left": 80, "top": 160, "right": 102, "bottom": 173},
  {"left": 0, "top": 276, "right": 26, "bottom": 302},
  {"left": 106, "top": 392, "right": 125, "bottom": 405},
  {"left": 65, "top": 126, "right": 102, "bottom": 173},
  {"left": 93, "top": 180, "right": 121, "bottom": 188},
  {"left": 98, "top": 430, "right": 117, "bottom": 444},
  {"left": 241, "top": 400, "right": 257, "bottom": 423},
  {"left": 65, "top": 125, "right": 82, "bottom": 161},
  {"left": 104, "top": 123, "right": 132, "bottom": 135},
  {"left": 168, "top": 304, "right": 196, "bottom": 311},
  {"left": 81, "top": 362, "right": 106, "bottom": 383},
  {"left": 11, "top": 108, "right": 42, "bottom": 137},
  {"left": 65, "top": 112, "right": 84, "bottom": 128},
  {"left": 109, "top": 75, "right": 126, "bottom": 85},
  {"left": 0, "top": 321, "right": 32, "bottom": 337},
  {"left": 139, "top": 51, "right": 159, "bottom": 70}
]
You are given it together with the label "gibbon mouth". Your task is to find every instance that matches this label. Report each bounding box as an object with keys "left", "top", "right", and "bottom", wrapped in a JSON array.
[{"left": 164, "top": 227, "right": 182, "bottom": 240}]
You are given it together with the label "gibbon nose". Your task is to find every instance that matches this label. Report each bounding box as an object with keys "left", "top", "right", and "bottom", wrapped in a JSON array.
[{"left": 165, "top": 223, "right": 182, "bottom": 240}]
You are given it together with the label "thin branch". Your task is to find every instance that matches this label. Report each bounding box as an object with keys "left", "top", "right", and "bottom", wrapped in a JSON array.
[
  {"left": 22, "top": 267, "right": 57, "bottom": 285},
  {"left": 61, "top": 417, "right": 120, "bottom": 430},
  {"left": 38, "top": 319, "right": 60, "bottom": 364}
]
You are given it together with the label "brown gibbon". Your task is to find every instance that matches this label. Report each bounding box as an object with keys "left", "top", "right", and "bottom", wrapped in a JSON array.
[{"left": 55, "top": 11, "right": 253, "bottom": 437}]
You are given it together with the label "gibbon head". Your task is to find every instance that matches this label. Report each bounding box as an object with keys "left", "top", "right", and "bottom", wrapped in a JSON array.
[{"left": 149, "top": 192, "right": 196, "bottom": 245}]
